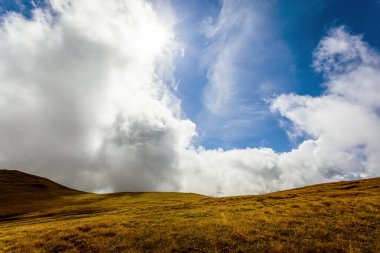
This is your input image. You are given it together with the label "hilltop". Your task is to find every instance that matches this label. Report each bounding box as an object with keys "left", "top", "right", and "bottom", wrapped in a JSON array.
[
  {"left": 0, "top": 170, "right": 82, "bottom": 221},
  {"left": 0, "top": 170, "right": 379, "bottom": 252},
  {"left": 0, "top": 170, "right": 81, "bottom": 201}
]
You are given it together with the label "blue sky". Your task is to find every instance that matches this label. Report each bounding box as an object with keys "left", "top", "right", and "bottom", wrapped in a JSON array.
[
  {"left": 1, "top": 0, "right": 379, "bottom": 153},
  {"left": 0, "top": 0, "right": 379, "bottom": 195},
  {"left": 170, "top": 0, "right": 380, "bottom": 152},
  {"left": 0, "top": 0, "right": 46, "bottom": 17}
]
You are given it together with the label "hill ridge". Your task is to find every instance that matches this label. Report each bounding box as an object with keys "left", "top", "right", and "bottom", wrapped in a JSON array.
[{"left": 0, "top": 169, "right": 82, "bottom": 203}]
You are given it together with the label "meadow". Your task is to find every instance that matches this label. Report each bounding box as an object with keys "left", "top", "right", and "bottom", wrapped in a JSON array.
[{"left": 0, "top": 170, "right": 379, "bottom": 252}]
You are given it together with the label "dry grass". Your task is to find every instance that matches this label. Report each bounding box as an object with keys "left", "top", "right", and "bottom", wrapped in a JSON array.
[{"left": 0, "top": 170, "right": 380, "bottom": 252}]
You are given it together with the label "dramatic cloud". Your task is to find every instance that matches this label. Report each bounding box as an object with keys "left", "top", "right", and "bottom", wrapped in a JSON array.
[
  {"left": 0, "top": 0, "right": 195, "bottom": 192},
  {"left": 0, "top": 1, "right": 379, "bottom": 196}
]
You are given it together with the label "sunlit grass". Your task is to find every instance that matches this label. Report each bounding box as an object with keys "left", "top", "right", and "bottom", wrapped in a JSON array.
[{"left": 0, "top": 171, "right": 379, "bottom": 252}]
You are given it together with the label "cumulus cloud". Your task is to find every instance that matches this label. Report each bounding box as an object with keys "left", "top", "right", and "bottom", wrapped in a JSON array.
[
  {"left": 180, "top": 26, "right": 380, "bottom": 196},
  {"left": 271, "top": 26, "right": 380, "bottom": 181},
  {"left": 0, "top": 0, "right": 195, "bottom": 192},
  {"left": 0, "top": 1, "right": 379, "bottom": 196}
]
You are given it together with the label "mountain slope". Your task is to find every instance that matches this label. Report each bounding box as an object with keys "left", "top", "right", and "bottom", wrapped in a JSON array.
[{"left": 0, "top": 170, "right": 379, "bottom": 252}]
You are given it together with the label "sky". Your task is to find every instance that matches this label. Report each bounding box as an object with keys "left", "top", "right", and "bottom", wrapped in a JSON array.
[{"left": 0, "top": 0, "right": 379, "bottom": 196}]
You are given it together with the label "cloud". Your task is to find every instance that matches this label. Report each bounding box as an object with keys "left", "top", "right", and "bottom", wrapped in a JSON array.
[
  {"left": 200, "top": 0, "right": 252, "bottom": 114},
  {"left": 0, "top": 0, "right": 195, "bottom": 192},
  {"left": 271, "top": 26, "right": 380, "bottom": 180},
  {"left": 182, "top": 26, "right": 380, "bottom": 196},
  {"left": 198, "top": 0, "right": 294, "bottom": 145},
  {"left": 0, "top": 1, "right": 378, "bottom": 196}
]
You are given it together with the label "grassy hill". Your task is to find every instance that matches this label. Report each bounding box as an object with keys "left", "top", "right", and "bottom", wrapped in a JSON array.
[
  {"left": 0, "top": 170, "right": 379, "bottom": 252},
  {"left": 0, "top": 169, "right": 82, "bottom": 221},
  {"left": 0, "top": 169, "right": 81, "bottom": 200}
]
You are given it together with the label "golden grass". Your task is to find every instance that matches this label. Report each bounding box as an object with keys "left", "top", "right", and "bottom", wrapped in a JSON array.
[{"left": 0, "top": 170, "right": 379, "bottom": 252}]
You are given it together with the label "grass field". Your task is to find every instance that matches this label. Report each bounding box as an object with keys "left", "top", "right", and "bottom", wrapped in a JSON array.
[{"left": 0, "top": 170, "right": 379, "bottom": 252}]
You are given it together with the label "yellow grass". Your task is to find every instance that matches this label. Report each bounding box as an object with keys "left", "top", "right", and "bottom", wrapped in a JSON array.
[{"left": 0, "top": 170, "right": 380, "bottom": 252}]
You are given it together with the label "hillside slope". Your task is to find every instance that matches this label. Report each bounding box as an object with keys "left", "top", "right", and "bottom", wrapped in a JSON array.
[
  {"left": 0, "top": 169, "right": 82, "bottom": 220},
  {"left": 0, "top": 170, "right": 379, "bottom": 252},
  {"left": 0, "top": 170, "right": 81, "bottom": 200}
]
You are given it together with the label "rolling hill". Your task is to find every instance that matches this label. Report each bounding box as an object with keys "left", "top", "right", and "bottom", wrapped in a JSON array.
[
  {"left": 0, "top": 170, "right": 379, "bottom": 252},
  {"left": 0, "top": 169, "right": 81, "bottom": 201},
  {"left": 0, "top": 169, "right": 82, "bottom": 222}
]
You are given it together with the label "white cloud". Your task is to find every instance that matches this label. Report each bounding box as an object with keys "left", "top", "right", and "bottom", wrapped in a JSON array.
[
  {"left": 197, "top": 0, "right": 294, "bottom": 145},
  {"left": 200, "top": 1, "right": 253, "bottom": 115},
  {"left": 271, "top": 26, "right": 380, "bottom": 180},
  {"left": 201, "top": 0, "right": 271, "bottom": 115},
  {"left": 0, "top": 0, "right": 195, "bottom": 192},
  {"left": 0, "top": 1, "right": 378, "bottom": 196},
  {"left": 180, "top": 26, "right": 380, "bottom": 196}
]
